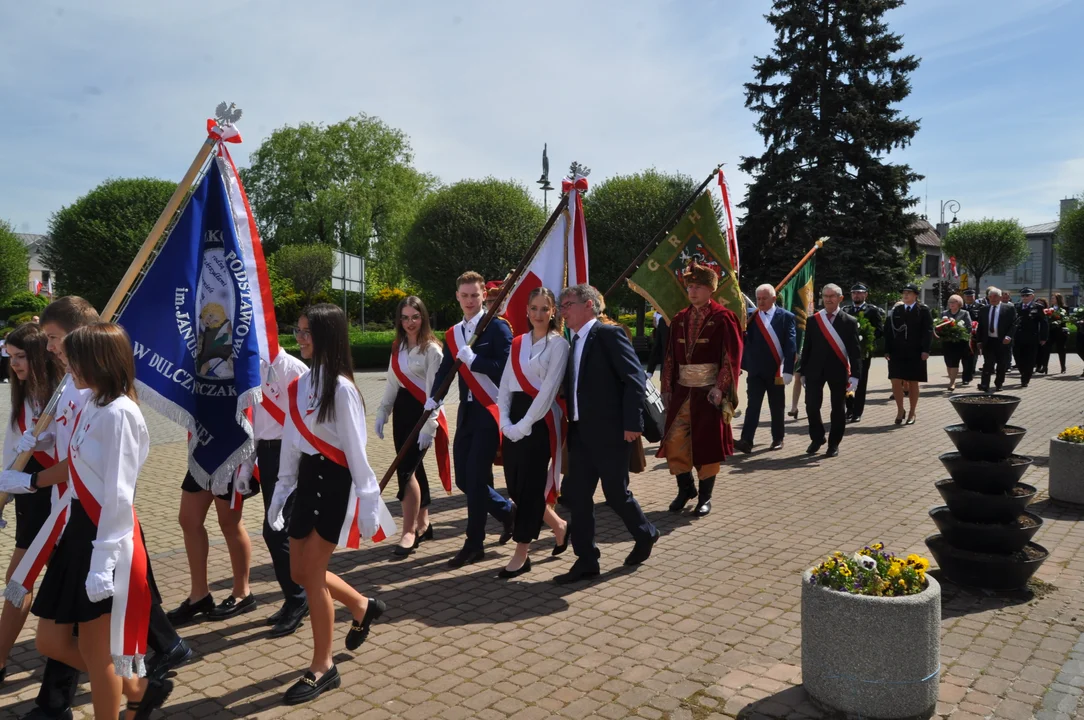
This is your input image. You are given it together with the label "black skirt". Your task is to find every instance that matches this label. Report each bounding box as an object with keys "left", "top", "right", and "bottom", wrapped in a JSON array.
[
  {"left": 32, "top": 499, "right": 113, "bottom": 624},
  {"left": 942, "top": 341, "right": 970, "bottom": 370},
  {"left": 502, "top": 392, "right": 551, "bottom": 544},
  {"left": 888, "top": 354, "right": 928, "bottom": 382},
  {"left": 181, "top": 469, "right": 261, "bottom": 502},
  {"left": 14, "top": 456, "right": 52, "bottom": 550},
  {"left": 393, "top": 388, "right": 431, "bottom": 507},
  {"left": 288, "top": 453, "right": 353, "bottom": 545}
]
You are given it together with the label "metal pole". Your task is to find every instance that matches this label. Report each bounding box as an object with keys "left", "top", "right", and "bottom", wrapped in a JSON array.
[{"left": 361, "top": 255, "right": 366, "bottom": 332}]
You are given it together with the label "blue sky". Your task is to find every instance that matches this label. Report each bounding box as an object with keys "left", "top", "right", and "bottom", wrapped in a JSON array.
[{"left": 1, "top": 0, "right": 1081, "bottom": 236}]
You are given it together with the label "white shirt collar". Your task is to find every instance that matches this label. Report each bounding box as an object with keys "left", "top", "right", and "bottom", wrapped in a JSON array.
[
  {"left": 574, "top": 318, "right": 598, "bottom": 340},
  {"left": 759, "top": 305, "right": 776, "bottom": 320}
]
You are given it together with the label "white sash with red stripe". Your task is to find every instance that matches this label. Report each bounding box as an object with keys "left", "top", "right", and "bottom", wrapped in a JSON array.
[
  {"left": 287, "top": 379, "right": 395, "bottom": 548},
  {"left": 753, "top": 312, "right": 784, "bottom": 380},
  {"left": 509, "top": 334, "right": 565, "bottom": 504},
  {"left": 445, "top": 324, "right": 503, "bottom": 432},
  {"left": 813, "top": 310, "right": 850, "bottom": 377},
  {"left": 391, "top": 346, "right": 452, "bottom": 493}
]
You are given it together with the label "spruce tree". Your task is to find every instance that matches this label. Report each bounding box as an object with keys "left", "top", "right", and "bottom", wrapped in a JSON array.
[{"left": 739, "top": 0, "right": 922, "bottom": 295}]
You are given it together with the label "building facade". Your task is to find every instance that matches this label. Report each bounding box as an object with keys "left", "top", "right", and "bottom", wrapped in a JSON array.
[
  {"left": 982, "top": 199, "right": 1080, "bottom": 305},
  {"left": 16, "top": 233, "right": 51, "bottom": 293}
]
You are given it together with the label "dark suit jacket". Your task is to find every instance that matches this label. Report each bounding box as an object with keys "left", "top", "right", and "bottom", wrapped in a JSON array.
[
  {"left": 742, "top": 307, "right": 797, "bottom": 378},
  {"left": 883, "top": 303, "right": 934, "bottom": 358},
  {"left": 646, "top": 317, "right": 670, "bottom": 374},
  {"left": 799, "top": 310, "right": 862, "bottom": 383},
  {"left": 566, "top": 320, "right": 645, "bottom": 446},
  {"left": 1014, "top": 303, "right": 1049, "bottom": 344},
  {"left": 433, "top": 314, "right": 513, "bottom": 414},
  {"left": 976, "top": 303, "right": 1017, "bottom": 346}
]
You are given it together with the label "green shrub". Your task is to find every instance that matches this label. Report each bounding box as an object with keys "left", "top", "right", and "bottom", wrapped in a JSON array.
[
  {"left": 0, "top": 292, "right": 49, "bottom": 320},
  {"left": 10, "top": 311, "right": 38, "bottom": 326}
]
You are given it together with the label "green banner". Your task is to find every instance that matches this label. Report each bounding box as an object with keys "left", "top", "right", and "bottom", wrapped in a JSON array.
[
  {"left": 776, "top": 255, "right": 816, "bottom": 354},
  {"left": 627, "top": 191, "right": 744, "bottom": 327}
]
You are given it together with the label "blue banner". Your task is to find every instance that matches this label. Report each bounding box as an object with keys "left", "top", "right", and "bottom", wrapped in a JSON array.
[{"left": 117, "top": 160, "right": 262, "bottom": 487}]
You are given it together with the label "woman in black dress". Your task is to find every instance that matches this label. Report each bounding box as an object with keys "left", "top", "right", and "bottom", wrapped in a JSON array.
[
  {"left": 937, "top": 294, "right": 972, "bottom": 391},
  {"left": 1047, "top": 293, "right": 1070, "bottom": 374},
  {"left": 884, "top": 283, "right": 933, "bottom": 425}
]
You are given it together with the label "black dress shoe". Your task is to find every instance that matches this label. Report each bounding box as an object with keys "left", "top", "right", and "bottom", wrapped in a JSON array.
[
  {"left": 345, "top": 598, "right": 386, "bottom": 651},
  {"left": 825, "top": 446, "right": 840, "bottom": 458},
  {"left": 624, "top": 530, "right": 660, "bottom": 566},
  {"left": 166, "top": 594, "right": 214, "bottom": 626},
  {"left": 976, "top": 384, "right": 989, "bottom": 392},
  {"left": 668, "top": 485, "right": 697, "bottom": 513},
  {"left": 129, "top": 677, "right": 174, "bottom": 720},
  {"left": 270, "top": 602, "right": 309, "bottom": 639},
  {"left": 850, "top": 415, "right": 861, "bottom": 423},
  {"left": 498, "top": 557, "right": 532, "bottom": 579},
  {"left": 146, "top": 638, "right": 194, "bottom": 681},
  {"left": 693, "top": 499, "right": 711, "bottom": 516},
  {"left": 265, "top": 603, "right": 287, "bottom": 627},
  {"left": 208, "top": 593, "right": 257, "bottom": 620},
  {"left": 769, "top": 439, "right": 784, "bottom": 451},
  {"left": 733, "top": 438, "right": 753, "bottom": 454},
  {"left": 552, "top": 525, "right": 570, "bottom": 556},
  {"left": 1020, "top": 382, "right": 1029, "bottom": 388},
  {"left": 499, "top": 503, "right": 517, "bottom": 545},
  {"left": 448, "top": 546, "right": 485, "bottom": 568},
  {"left": 806, "top": 441, "right": 823, "bottom": 455},
  {"left": 19, "top": 709, "right": 73, "bottom": 720},
  {"left": 418, "top": 524, "right": 434, "bottom": 543},
  {"left": 392, "top": 542, "right": 416, "bottom": 557},
  {"left": 283, "top": 666, "right": 341, "bottom": 706},
  {"left": 787, "top": 410, "right": 799, "bottom": 419},
  {"left": 553, "top": 560, "right": 601, "bottom": 585}
]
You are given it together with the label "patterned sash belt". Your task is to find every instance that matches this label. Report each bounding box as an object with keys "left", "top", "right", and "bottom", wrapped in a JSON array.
[{"left": 678, "top": 363, "right": 720, "bottom": 388}]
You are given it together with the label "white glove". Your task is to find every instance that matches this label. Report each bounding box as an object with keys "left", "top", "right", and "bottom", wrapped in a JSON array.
[
  {"left": 0, "top": 470, "right": 35, "bottom": 495},
  {"left": 457, "top": 345, "right": 477, "bottom": 368},
  {"left": 418, "top": 432, "right": 434, "bottom": 450},
  {"left": 267, "top": 476, "right": 297, "bottom": 532},
  {"left": 234, "top": 460, "right": 254, "bottom": 497},
  {"left": 211, "top": 471, "right": 231, "bottom": 497},
  {"left": 86, "top": 551, "right": 117, "bottom": 603},
  {"left": 17, "top": 429, "right": 55, "bottom": 454},
  {"left": 356, "top": 489, "right": 381, "bottom": 539},
  {"left": 424, "top": 398, "right": 439, "bottom": 412},
  {"left": 502, "top": 425, "right": 523, "bottom": 443},
  {"left": 848, "top": 377, "right": 859, "bottom": 392},
  {"left": 782, "top": 373, "right": 793, "bottom": 386},
  {"left": 375, "top": 414, "right": 386, "bottom": 440},
  {"left": 513, "top": 420, "right": 533, "bottom": 439}
]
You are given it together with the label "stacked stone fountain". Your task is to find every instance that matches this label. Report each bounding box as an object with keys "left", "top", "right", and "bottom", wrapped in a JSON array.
[{"left": 925, "top": 394, "right": 1049, "bottom": 590}]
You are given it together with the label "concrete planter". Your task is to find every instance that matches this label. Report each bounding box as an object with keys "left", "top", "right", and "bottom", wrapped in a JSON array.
[
  {"left": 801, "top": 570, "right": 941, "bottom": 719},
  {"left": 1049, "top": 438, "right": 1084, "bottom": 505}
]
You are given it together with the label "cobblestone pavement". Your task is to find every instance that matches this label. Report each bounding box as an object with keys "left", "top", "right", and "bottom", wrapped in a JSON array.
[{"left": 2, "top": 358, "right": 1084, "bottom": 719}]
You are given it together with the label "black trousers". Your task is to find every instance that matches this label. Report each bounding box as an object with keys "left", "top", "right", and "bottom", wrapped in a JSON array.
[
  {"left": 565, "top": 424, "right": 655, "bottom": 564},
  {"left": 502, "top": 393, "right": 550, "bottom": 544},
  {"left": 845, "top": 358, "right": 871, "bottom": 418},
  {"left": 981, "top": 342, "right": 1012, "bottom": 388},
  {"left": 1013, "top": 342, "right": 1039, "bottom": 384},
  {"left": 741, "top": 373, "right": 785, "bottom": 444},
  {"left": 393, "top": 389, "right": 431, "bottom": 507},
  {"left": 805, "top": 375, "right": 847, "bottom": 448},
  {"left": 964, "top": 343, "right": 978, "bottom": 383},
  {"left": 1051, "top": 330, "right": 1068, "bottom": 372},
  {"left": 259, "top": 439, "right": 305, "bottom": 607},
  {"left": 454, "top": 403, "right": 513, "bottom": 551}
]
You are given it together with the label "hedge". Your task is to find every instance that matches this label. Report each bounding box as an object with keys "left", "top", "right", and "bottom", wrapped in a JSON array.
[{"left": 279, "top": 329, "right": 396, "bottom": 369}]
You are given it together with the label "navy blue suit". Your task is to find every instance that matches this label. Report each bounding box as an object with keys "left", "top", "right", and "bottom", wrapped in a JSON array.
[
  {"left": 433, "top": 315, "right": 514, "bottom": 552},
  {"left": 740, "top": 308, "right": 797, "bottom": 445}
]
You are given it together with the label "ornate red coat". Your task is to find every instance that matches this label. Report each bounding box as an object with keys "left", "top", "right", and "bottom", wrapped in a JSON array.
[{"left": 657, "top": 300, "right": 743, "bottom": 464}]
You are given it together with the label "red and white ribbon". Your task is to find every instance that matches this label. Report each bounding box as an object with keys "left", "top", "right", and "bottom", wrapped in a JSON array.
[
  {"left": 445, "top": 326, "right": 502, "bottom": 435},
  {"left": 813, "top": 310, "right": 850, "bottom": 378},
  {"left": 753, "top": 312, "right": 784, "bottom": 379},
  {"left": 391, "top": 346, "right": 452, "bottom": 493}
]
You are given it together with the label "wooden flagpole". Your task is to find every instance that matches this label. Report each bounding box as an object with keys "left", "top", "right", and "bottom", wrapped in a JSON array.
[
  {"left": 774, "top": 237, "right": 829, "bottom": 293},
  {"left": 378, "top": 193, "right": 571, "bottom": 492},
  {"left": 1, "top": 133, "right": 220, "bottom": 508},
  {"left": 602, "top": 164, "right": 723, "bottom": 300}
]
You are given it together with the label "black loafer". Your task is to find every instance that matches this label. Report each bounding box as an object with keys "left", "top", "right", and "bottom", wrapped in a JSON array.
[
  {"left": 345, "top": 598, "right": 386, "bottom": 651},
  {"left": 553, "top": 560, "right": 601, "bottom": 585},
  {"left": 498, "top": 558, "right": 532, "bottom": 579},
  {"left": 499, "top": 503, "right": 517, "bottom": 545},
  {"left": 448, "top": 546, "right": 485, "bottom": 568},
  {"left": 146, "top": 638, "right": 194, "bottom": 681},
  {"left": 265, "top": 604, "right": 287, "bottom": 627},
  {"left": 129, "top": 677, "right": 173, "bottom": 720},
  {"left": 624, "top": 530, "right": 660, "bottom": 566},
  {"left": 270, "top": 602, "right": 309, "bottom": 639},
  {"left": 208, "top": 593, "right": 257, "bottom": 620},
  {"left": 825, "top": 446, "right": 840, "bottom": 458},
  {"left": 806, "top": 441, "right": 823, "bottom": 455},
  {"left": 165, "top": 594, "right": 214, "bottom": 626},
  {"left": 283, "top": 666, "right": 340, "bottom": 706}
]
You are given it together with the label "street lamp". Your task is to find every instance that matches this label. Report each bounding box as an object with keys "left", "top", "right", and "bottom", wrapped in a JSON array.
[
  {"left": 937, "top": 200, "right": 962, "bottom": 308},
  {"left": 537, "top": 143, "right": 554, "bottom": 212}
]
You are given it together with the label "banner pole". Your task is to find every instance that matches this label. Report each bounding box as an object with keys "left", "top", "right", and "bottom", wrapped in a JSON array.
[{"left": 774, "top": 237, "right": 829, "bottom": 293}]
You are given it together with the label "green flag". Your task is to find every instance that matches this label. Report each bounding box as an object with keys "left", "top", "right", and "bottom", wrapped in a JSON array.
[
  {"left": 627, "top": 191, "right": 745, "bottom": 327},
  {"left": 776, "top": 255, "right": 816, "bottom": 354}
]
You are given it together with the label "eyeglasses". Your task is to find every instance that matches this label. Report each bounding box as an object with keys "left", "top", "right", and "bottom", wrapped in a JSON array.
[
  {"left": 400, "top": 315, "right": 422, "bottom": 323},
  {"left": 292, "top": 328, "right": 312, "bottom": 340},
  {"left": 559, "top": 300, "right": 584, "bottom": 311}
]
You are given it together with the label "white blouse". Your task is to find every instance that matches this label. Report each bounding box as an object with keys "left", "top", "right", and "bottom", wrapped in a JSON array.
[
  {"left": 498, "top": 331, "right": 569, "bottom": 432},
  {"left": 3, "top": 398, "right": 56, "bottom": 469},
  {"left": 279, "top": 371, "right": 378, "bottom": 495},
  {"left": 54, "top": 375, "right": 91, "bottom": 460},
  {"left": 252, "top": 351, "right": 309, "bottom": 442},
  {"left": 375, "top": 341, "right": 443, "bottom": 438}
]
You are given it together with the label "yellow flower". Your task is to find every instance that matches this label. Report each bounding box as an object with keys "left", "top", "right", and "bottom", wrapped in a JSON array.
[
  {"left": 905, "top": 554, "right": 923, "bottom": 566},
  {"left": 898, "top": 579, "right": 906, "bottom": 587},
  {"left": 871, "top": 542, "right": 884, "bottom": 551},
  {"left": 833, "top": 551, "right": 844, "bottom": 558},
  {"left": 839, "top": 565, "right": 852, "bottom": 577},
  {"left": 913, "top": 557, "right": 930, "bottom": 571},
  {"left": 887, "top": 563, "right": 902, "bottom": 578}
]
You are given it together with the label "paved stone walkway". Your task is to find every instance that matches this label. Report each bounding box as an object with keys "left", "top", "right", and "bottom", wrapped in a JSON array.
[{"left": 1, "top": 358, "right": 1083, "bottom": 719}]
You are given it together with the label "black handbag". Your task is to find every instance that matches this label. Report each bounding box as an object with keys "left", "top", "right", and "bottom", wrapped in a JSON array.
[{"left": 642, "top": 380, "right": 666, "bottom": 443}]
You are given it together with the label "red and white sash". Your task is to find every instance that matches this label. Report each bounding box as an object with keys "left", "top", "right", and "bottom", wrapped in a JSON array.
[
  {"left": 813, "top": 310, "right": 850, "bottom": 377},
  {"left": 510, "top": 335, "right": 566, "bottom": 504},
  {"left": 391, "top": 346, "right": 452, "bottom": 493},
  {"left": 17, "top": 402, "right": 59, "bottom": 471},
  {"left": 67, "top": 410, "right": 151, "bottom": 677},
  {"left": 287, "top": 379, "right": 395, "bottom": 548},
  {"left": 753, "top": 312, "right": 784, "bottom": 380},
  {"left": 445, "top": 325, "right": 503, "bottom": 434}
]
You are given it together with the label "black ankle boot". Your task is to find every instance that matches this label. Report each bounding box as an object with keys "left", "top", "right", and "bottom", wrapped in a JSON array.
[
  {"left": 668, "top": 473, "right": 697, "bottom": 512},
  {"left": 694, "top": 477, "right": 715, "bottom": 517}
]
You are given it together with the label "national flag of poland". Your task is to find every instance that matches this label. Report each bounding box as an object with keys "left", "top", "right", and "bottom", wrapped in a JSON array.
[
  {"left": 950, "top": 256, "right": 959, "bottom": 279},
  {"left": 504, "top": 176, "right": 589, "bottom": 336}
]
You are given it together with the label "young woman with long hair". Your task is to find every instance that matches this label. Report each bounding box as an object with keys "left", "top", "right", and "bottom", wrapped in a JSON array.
[
  {"left": 375, "top": 296, "right": 446, "bottom": 556},
  {"left": 10, "top": 323, "right": 171, "bottom": 718},
  {"left": 496, "top": 287, "right": 570, "bottom": 577},
  {"left": 268, "top": 303, "right": 387, "bottom": 705},
  {"left": 0, "top": 323, "right": 62, "bottom": 682}
]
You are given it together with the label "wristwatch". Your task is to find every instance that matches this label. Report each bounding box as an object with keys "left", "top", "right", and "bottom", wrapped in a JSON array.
[{"left": 29, "top": 472, "right": 40, "bottom": 491}]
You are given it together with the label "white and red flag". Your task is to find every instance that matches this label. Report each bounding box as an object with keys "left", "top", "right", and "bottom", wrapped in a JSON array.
[
  {"left": 949, "top": 256, "right": 959, "bottom": 279},
  {"left": 504, "top": 175, "right": 589, "bottom": 336},
  {"left": 716, "top": 169, "right": 740, "bottom": 276}
]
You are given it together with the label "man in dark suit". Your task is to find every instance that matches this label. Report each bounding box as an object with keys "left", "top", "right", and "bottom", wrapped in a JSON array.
[
  {"left": 430, "top": 271, "right": 515, "bottom": 568},
  {"left": 646, "top": 311, "right": 670, "bottom": 376},
  {"left": 735, "top": 283, "right": 796, "bottom": 453},
  {"left": 842, "top": 282, "right": 886, "bottom": 422},
  {"left": 554, "top": 284, "right": 658, "bottom": 584},
  {"left": 976, "top": 286, "right": 1017, "bottom": 392},
  {"left": 1012, "top": 287, "right": 1049, "bottom": 388},
  {"left": 960, "top": 288, "right": 984, "bottom": 385},
  {"left": 799, "top": 284, "right": 862, "bottom": 458}
]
